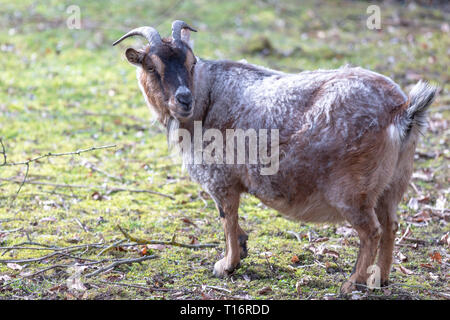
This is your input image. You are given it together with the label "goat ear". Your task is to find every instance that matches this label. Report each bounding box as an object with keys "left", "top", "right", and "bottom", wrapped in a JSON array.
[{"left": 125, "top": 48, "right": 144, "bottom": 66}]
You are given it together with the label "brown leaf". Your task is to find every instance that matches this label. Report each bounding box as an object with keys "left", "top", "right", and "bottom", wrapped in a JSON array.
[
  {"left": 258, "top": 286, "right": 272, "bottom": 295},
  {"left": 140, "top": 246, "right": 148, "bottom": 256},
  {"left": 181, "top": 217, "right": 198, "bottom": 228},
  {"left": 189, "top": 235, "right": 199, "bottom": 245},
  {"left": 420, "top": 263, "right": 434, "bottom": 270},
  {"left": 396, "top": 265, "right": 414, "bottom": 275},
  {"left": 313, "top": 237, "right": 329, "bottom": 243},
  {"left": 417, "top": 195, "right": 431, "bottom": 204},
  {"left": 429, "top": 251, "right": 442, "bottom": 264},
  {"left": 412, "top": 209, "right": 432, "bottom": 223}
]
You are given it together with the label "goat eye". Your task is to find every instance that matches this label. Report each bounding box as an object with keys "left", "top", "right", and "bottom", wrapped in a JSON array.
[{"left": 147, "top": 66, "right": 155, "bottom": 73}]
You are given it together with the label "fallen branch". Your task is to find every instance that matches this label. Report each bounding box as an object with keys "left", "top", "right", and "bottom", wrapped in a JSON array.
[
  {"left": 0, "top": 140, "right": 116, "bottom": 203},
  {"left": 396, "top": 224, "right": 411, "bottom": 245},
  {"left": 0, "top": 178, "right": 175, "bottom": 200},
  {"left": 85, "top": 255, "right": 157, "bottom": 278},
  {"left": 95, "top": 280, "right": 175, "bottom": 292},
  {"left": 117, "top": 225, "right": 219, "bottom": 249},
  {"left": 2, "top": 144, "right": 116, "bottom": 167}
]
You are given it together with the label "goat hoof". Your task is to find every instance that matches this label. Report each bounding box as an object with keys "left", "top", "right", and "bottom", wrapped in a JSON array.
[
  {"left": 340, "top": 278, "right": 366, "bottom": 295},
  {"left": 213, "top": 258, "right": 238, "bottom": 277}
]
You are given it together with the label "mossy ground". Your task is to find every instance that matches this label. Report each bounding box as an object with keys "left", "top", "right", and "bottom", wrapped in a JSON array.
[{"left": 0, "top": 0, "right": 448, "bottom": 300}]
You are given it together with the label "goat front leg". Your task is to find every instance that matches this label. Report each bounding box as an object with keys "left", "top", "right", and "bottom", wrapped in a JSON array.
[{"left": 213, "top": 193, "right": 242, "bottom": 277}]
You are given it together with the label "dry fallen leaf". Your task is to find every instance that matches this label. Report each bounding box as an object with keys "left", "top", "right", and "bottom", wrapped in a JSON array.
[
  {"left": 260, "top": 251, "right": 273, "bottom": 258},
  {"left": 429, "top": 251, "right": 442, "bottom": 264},
  {"left": 181, "top": 217, "right": 199, "bottom": 228},
  {"left": 6, "top": 263, "right": 23, "bottom": 271},
  {"left": 398, "top": 251, "right": 408, "bottom": 262},
  {"left": 0, "top": 274, "right": 12, "bottom": 282},
  {"left": 258, "top": 286, "right": 272, "bottom": 295},
  {"left": 420, "top": 263, "right": 434, "bottom": 270},
  {"left": 295, "top": 281, "right": 302, "bottom": 295},
  {"left": 439, "top": 232, "right": 449, "bottom": 247},
  {"left": 408, "top": 197, "right": 419, "bottom": 211},
  {"left": 313, "top": 237, "right": 329, "bottom": 243},
  {"left": 396, "top": 265, "right": 414, "bottom": 275},
  {"left": 412, "top": 209, "right": 432, "bottom": 223},
  {"left": 140, "top": 245, "right": 148, "bottom": 256}
]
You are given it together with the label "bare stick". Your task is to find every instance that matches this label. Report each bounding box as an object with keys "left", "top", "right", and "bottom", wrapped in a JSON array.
[
  {"left": 85, "top": 255, "right": 157, "bottom": 278},
  {"left": 3, "top": 144, "right": 116, "bottom": 167},
  {"left": 0, "top": 178, "right": 175, "bottom": 200},
  {"left": 117, "top": 225, "right": 218, "bottom": 249},
  {"left": 0, "top": 138, "right": 6, "bottom": 166},
  {"left": 0, "top": 141, "right": 116, "bottom": 203},
  {"left": 396, "top": 224, "right": 411, "bottom": 245},
  {"left": 95, "top": 280, "right": 176, "bottom": 292}
]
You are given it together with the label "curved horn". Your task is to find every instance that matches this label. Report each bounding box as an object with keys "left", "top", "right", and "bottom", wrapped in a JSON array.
[
  {"left": 171, "top": 20, "right": 197, "bottom": 42},
  {"left": 112, "top": 26, "right": 162, "bottom": 46}
]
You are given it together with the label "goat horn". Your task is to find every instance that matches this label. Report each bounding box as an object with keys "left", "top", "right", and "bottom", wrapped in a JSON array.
[
  {"left": 171, "top": 20, "right": 197, "bottom": 42},
  {"left": 112, "top": 26, "right": 162, "bottom": 46}
]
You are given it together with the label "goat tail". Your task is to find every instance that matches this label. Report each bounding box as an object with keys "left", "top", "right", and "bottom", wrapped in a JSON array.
[{"left": 395, "top": 80, "right": 438, "bottom": 144}]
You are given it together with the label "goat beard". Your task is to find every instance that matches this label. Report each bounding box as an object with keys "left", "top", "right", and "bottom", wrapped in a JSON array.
[{"left": 166, "top": 116, "right": 181, "bottom": 149}]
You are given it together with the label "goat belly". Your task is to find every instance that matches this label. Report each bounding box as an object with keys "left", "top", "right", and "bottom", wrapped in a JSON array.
[{"left": 260, "top": 193, "right": 344, "bottom": 223}]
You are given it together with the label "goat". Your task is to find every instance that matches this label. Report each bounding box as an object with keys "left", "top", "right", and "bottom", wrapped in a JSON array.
[{"left": 113, "top": 20, "right": 437, "bottom": 293}]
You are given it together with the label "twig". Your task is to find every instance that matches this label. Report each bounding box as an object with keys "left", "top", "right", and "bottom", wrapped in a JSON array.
[
  {"left": 0, "top": 138, "right": 6, "bottom": 165},
  {"left": 106, "top": 187, "right": 175, "bottom": 200},
  {"left": 3, "top": 144, "right": 116, "bottom": 167},
  {"left": 287, "top": 230, "right": 302, "bottom": 242},
  {"left": 403, "top": 237, "right": 427, "bottom": 245},
  {"left": 117, "top": 225, "right": 218, "bottom": 249},
  {"left": 0, "top": 141, "right": 116, "bottom": 204},
  {"left": 84, "top": 255, "right": 157, "bottom": 278},
  {"left": 96, "top": 239, "right": 125, "bottom": 256},
  {"left": 0, "top": 227, "right": 23, "bottom": 234},
  {"left": 95, "top": 280, "right": 175, "bottom": 292},
  {"left": 203, "top": 285, "right": 232, "bottom": 294},
  {"left": 74, "top": 218, "right": 90, "bottom": 233},
  {"left": 0, "top": 251, "right": 64, "bottom": 264},
  {"left": 395, "top": 224, "right": 411, "bottom": 245},
  {"left": 409, "top": 182, "right": 421, "bottom": 195},
  {"left": 0, "top": 178, "right": 175, "bottom": 200}
]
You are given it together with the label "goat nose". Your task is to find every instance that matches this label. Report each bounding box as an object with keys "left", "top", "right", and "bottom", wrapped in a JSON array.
[{"left": 175, "top": 86, "right": 192, "bottom": 109}]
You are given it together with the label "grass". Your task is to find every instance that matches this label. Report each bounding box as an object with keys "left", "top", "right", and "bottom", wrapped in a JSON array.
[{"left": 0, "top": 0, "right": 449, "bottom": 300}]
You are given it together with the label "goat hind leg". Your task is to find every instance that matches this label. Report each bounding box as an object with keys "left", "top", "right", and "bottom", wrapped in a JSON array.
[
  {"left": 340, "top": 206, "right": 382, "bottom": 294},
  {"left": 375, "top": 192, "right": 400, "bottom": 287}
]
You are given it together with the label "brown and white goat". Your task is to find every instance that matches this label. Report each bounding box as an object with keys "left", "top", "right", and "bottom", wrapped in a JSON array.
[{"left": 113, "top": 21, "right": 437, "bottom": 293}]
